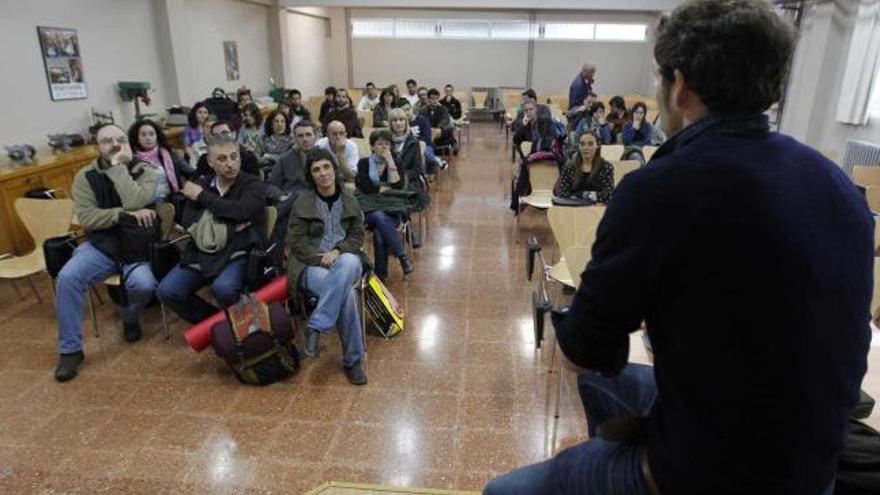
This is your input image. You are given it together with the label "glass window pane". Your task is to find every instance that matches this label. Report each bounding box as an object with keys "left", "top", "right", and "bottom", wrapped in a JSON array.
[
  {"left": 490, "top": 21, "right": 533, "bottom": 40},
  {"left": 594, "top": 23, "right": 647, "bottom": 41},
  {"left": 351, "top": 19, "right": 393, "bottom": 38},
  {"left": 441, "top": 20, "right": 490, "bottom": 39},
  {"left": 543, "top": 23, "right": 595, "bottom": 40},
  {"left": 395, "top": 19, "right": 437, "bottom": 39}
]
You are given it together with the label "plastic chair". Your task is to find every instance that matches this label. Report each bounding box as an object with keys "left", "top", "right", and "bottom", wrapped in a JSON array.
[{"left": 0, "top": 197, "right": 74, "bottom": 303}]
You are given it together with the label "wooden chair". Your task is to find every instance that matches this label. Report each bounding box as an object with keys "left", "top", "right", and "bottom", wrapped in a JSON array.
[
  {"left": 601, "top": 144, "right": 625, "bottom": 162},
  {"left": 0, "top": 197, "right": 74, "bottom": 303},
  {"left": 611, "top": 160, "right": 641, "bottom": 187},
  {"left": 642, "top": 145, "right": 659, "bottom": 162},
  {"left": 472, "top": 91, "right": 488, "bottom": 110},
  {"left": 865, "top": 186, "right": 880, "bottom": 213},
  {"left": 357, "top": 109, "right": 372, "bottom": 129},
  {"left": 545, "top": 207, "right": 606, "bottom": 289},
  {"left": 852, "top": 166, "right": 880, "bottom": 188},
  {"left": 352, "top": 138, "right": 370, "bottom": 159},
  {"left": 515, "top": 160, "right": 559, "bottom": 238}
]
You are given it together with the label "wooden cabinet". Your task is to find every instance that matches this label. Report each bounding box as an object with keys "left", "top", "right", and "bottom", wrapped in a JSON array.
[{"left": 0, "top": 146, "right": 97, "bottom": 255}]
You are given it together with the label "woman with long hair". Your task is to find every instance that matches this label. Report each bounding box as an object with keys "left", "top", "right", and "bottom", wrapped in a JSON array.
[
  {"left": 184, "top": 101, "right": 209, "bottom": 158},
  {"left": 262, "top": 110, "right": 294, "bottom": 164},
  {"left": 556, "top": 130, "right": 614, "bottom": 204},
  {"left": 128, "top": 119, "right": 191, "bottom": 203},
  {"left": 373, "top": 88, "right": 397, "bottom": 128}
]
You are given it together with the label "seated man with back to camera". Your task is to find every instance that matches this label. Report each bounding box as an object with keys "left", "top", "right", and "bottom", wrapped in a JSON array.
[
  {"left": 157, "top": 134, "right": 267, "bottom": 324},
  {"left": 54, "top": 123, "right": 160, "bottom": 382},
  {"left": 287, "top": 148, "right": 367, "bottom": 385}
]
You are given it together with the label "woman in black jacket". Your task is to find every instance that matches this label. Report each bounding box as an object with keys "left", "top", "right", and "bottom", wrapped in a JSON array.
[
  {"left": 355, "top": 129, "right": 414, "bottom": 280},
  {"left": 556, "top": 130, "right": 614, "bottom": 204},
  {"left": 373, "top": 87, "right": 397, "bottom": 128}
]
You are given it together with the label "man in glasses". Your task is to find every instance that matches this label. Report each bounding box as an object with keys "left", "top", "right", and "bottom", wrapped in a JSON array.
[
  {"left": 195, "top": 119, "right": 260, "bottom": 180},
  {"left": 54, "top": 123, "right": 160, "bottom": 382}
]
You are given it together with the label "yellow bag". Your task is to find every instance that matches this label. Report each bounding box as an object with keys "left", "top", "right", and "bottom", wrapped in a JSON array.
[{"left": 364, "top": 274, "right": 404, "bottom": 338}]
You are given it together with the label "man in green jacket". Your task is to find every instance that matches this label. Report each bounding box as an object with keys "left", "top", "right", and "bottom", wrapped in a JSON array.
[
  {"left": 287, "top": 148, "right": 367, "bottom": 385},
  {"left": 55, "top": 123, "right": 159, "bottom": 382}
]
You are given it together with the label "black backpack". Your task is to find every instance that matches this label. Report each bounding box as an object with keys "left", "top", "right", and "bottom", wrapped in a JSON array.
[{"left": 211, "top": 299, "right": 299, "bottom": 385}]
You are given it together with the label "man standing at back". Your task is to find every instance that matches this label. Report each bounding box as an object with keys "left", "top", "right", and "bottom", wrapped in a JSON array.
[
  {"left": 568, "top": 63, "right": 596, "bottom": 110},
  {"left": 485, "top": 1, "right": 873, "bottom": 494}
]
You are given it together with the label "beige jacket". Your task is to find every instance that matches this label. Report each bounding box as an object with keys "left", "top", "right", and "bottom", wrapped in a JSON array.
[{"left": 72, "top": 160, "right": 159, "bottom": 231}]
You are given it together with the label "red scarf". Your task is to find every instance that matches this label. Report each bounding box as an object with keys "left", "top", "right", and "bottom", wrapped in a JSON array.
[{"left": 136, "top": 146, "right": 179, "bottom": 192}]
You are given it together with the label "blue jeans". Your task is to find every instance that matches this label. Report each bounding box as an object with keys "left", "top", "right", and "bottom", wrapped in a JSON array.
[
  {"left": 365, "top": 211, "right": 404, "bottom": 278},
  {"left": 303, "top": 252, "right": 364, "bottom": 367},
  {"left": 55, "top": 242, "right": 157, "bottom": 354},
  {"left": 484, "top": 364, "right": 656, "bottom": 495},
  {"left": 424, "top": 145, "right": 439, "bottom": 174},
  {"left": 156, "top": 258, "right": 248, "bottom": 324}
]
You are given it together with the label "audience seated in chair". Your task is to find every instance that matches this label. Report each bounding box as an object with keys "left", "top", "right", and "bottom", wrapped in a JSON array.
[
  {"left": 184, "top": 101, "right": 210, "bottom": 159},
  {"left": 357, "top": 82, "right": 380, "bottom": 112},
  {"left": 389, "top": 108, "right": 425, "bottom": 178},
  {"left": 441, "top": 84, "right": 463, "bottom": 120},
  {"left": 403, "top": 79, "right": 419, "bottom": 108},
  {"left": 400, "top": 99, "right": 448, "bottom": 172},
  {"left": 316, "top": 121, "right": 359, "bottom": 183},
  {"left": 318, "top": 86, "right": 337, "bottom": 123},
  {"left": 129, "top": 119, "right": 191, "bottom": 203},
  {"left": 421, "top": 88, "right": 457, "bottom": 150},
  {"left": 413, "top": 86, "right": 429, "bottom": 115},
  {"left": 607, "top": 95, "right": 630, "bottom": 142},
  {"left": 231, "top": 88, "right": 252, "bottom": 131},
  {"left": 322, "top": 88, "right": 363, "bottom": 138},
  {"left": 287, "top": 89, "right": 312, "bottom": 127},
  {"left": 355, "top": 129, "right": 415, "bottom": 282},
  {"left": 373, "top": 87, "right": 397, "bottom": 128},
  {"left": 157, "top": 135, "right": 267, "bottom": 325},
  {"left": 237, "top": 103, "right": 265, "bottom": 158},
  {"left": 54, "top": 123, "right": 160, "bottom": 382},
  {"left": 622, "top": 101, "right": 653, "bottom": 147},
  {"left": 513, "top": 99, "right": 557, "bottom": 161},
  {"left": 262, "top": 110, "right": 295, "bottom": 166},
  {"left": 188, "top": 114, "right": 217, "bottom": 172},
  {"left": 287, "top": 148, "right": 368, "bottom": 385},
  {"left": 566, "top": 92, "right": 598, "bottom": 133},
  {"left": 196, "top": 120, "right": 261, "bottom": 180},
  {"left": 556, "top": 131, "right": 614, "bottom": 204}
]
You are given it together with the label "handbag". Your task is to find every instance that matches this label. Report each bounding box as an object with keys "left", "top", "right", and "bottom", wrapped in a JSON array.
[
  {"left": 43, "top": 234, "right": 77, "bottom": 278},
  {"left": 363, "top": 274, "right": 404, "bottom": 338},
  {"left": 149, "top": 240, "right": 182, "bottom": 281},
  {"left": 118, "top": 214, "right": 161, "bottom": 263}
]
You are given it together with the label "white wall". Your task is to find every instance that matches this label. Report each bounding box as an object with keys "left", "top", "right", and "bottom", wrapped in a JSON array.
[
  {"left": 282, "top": 9, "right": 332, "bottom": 98},
  {"left": 0, "top": 0, "right": 170, "bottom": 147},
  {"left": 781, "top": 1, "right": 880, "bottom": 156},
  {"left": 167, "top": 0, "right": 276, "bottom": 105},
  {"left": 347, "top": 8, "right": 657, "bottom": 97}
]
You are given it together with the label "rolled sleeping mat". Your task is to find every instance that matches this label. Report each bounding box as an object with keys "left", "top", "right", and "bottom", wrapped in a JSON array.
[{"left": 183, "top": 275, "right": 290, "bottom": 352}]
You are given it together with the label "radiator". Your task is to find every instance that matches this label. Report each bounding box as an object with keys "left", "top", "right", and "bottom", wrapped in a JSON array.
[{"left": 842, "top": 139, "right": 880, "bottom": 178}]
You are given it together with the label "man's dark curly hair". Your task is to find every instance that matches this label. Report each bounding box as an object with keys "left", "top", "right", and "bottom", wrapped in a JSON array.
[{"left": 654, "top": 0, "right": 796, "bottom": 117}]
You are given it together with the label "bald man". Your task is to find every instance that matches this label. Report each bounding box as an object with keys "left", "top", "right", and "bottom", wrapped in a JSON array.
[
  {"left": 315, "top": 121, "right": 359, "bottom": 182},
  {"left": 569, "top": 63, "right": 597, "bottom": 110}
]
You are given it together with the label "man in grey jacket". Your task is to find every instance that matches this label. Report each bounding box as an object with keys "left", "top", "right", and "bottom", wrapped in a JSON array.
[{"left": 54, "top": 123, "right": 159, "bottom": 382}]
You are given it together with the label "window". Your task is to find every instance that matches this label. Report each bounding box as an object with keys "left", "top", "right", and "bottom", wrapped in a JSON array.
[
  {"left": 351, "top": 19, "right": 393, "bottom": 38},
  {"left": 870, "top": 68, "right": 880, "bottom": 119},
  {"left": 490, "top": 21, "right": 533, "bottom": 40},
  {"left": 595, "top": 23, "right": 647, "bottom": 41},
  {"left": 543, "top": 23, "right": 595, "bottom": 40},
  {"left": 394, "top": 19, "right": 436, "bottom": 39},
  {"left": 440, "top": 20, "right": 490, "bottom": 39}
]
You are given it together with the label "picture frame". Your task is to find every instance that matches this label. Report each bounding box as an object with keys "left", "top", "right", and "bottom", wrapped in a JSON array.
[
  {"left": 224, "top": 40, "right": 240, "bottom": 81},
  {"left": 37, "top": 26, "right": 88, "bottom": 101}
]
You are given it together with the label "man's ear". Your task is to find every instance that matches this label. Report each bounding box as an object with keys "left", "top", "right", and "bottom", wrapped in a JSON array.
[{"left": 672, "top": 69, "right": 690, "bottom": 112}]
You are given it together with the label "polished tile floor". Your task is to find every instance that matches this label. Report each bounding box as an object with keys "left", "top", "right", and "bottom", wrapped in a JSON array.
[{"left": 1, "top": 122, "right": 878, "bottom": 494}]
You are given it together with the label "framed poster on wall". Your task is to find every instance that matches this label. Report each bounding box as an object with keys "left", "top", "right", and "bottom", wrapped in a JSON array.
[
  {"left": 37, "top": 26, "right": 87, "bottom": 101},
  {"left": 224, "top": 41, "right": 240, "bottom": 81}
]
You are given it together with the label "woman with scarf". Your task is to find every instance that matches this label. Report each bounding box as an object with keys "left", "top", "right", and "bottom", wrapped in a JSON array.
[
  {"left": 128, "top": 119, "right": 191, "bottom": 203},
  {"left": 355, "top": 129, "right": 414, "bottom": 281}
]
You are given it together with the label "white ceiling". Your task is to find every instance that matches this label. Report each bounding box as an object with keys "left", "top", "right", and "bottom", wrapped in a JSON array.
[{"left": 279, "top": 0, "right": 681, "bottom": 12}]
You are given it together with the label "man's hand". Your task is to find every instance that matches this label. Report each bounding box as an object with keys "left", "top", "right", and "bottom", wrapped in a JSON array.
[
  {"left": 127, "top": 208, "right": 156, "bottom": 227},
  {"left": 320, "top": 249, "right": 340, "bottom": 268},
  {"left": 181, "top": 181, "right": 203, "bottom": 201},
  {"left": 111, "top": 143, "right": 133, "bottom": 167},
  {"left": 234, "top": 222, "right": 251, "bottom": 233}
]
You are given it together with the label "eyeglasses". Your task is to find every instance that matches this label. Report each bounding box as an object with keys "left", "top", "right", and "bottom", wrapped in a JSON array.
[{"left": 98, "top": 137, "right": 129, "bottom": 146}]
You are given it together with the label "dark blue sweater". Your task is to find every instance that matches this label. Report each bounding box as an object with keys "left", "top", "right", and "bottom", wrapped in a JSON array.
[{"left": 557, "top": 115, "right": 873, "bottom": 495}]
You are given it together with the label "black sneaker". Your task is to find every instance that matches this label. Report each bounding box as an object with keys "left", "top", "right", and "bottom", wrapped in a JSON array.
[
  {"left": 304, "top": 327, "right": 320, "bottom": 358},
  {"left": 123, "top": 322, "right": 142, "bottom": 343},
  {"left": 55, "top": 351, "right": 84, "bottom": 382},
  {"left": 344, "top": 362, "right": 368, "bottom": 385},
  {"left": 399, "top": 255, "right": 414, "bottom": 276}
]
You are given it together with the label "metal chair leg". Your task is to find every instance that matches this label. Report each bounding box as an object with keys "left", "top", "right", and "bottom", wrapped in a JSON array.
[
  {"left": 25, "top": 275, "right": 43, "bottom": 304},
  {"left": 87, "top": 287, "right": 100, "bottom": 338},
  {"left": 554, "top": 354, "right": 565, "bottom": 419},
  {"left": 160, "top": 303, "right": 171, "bottom": 341}
]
